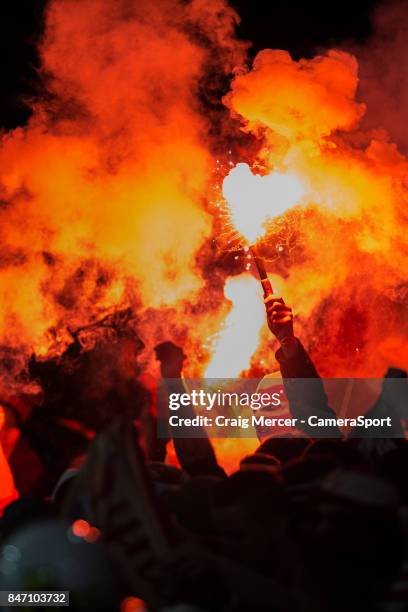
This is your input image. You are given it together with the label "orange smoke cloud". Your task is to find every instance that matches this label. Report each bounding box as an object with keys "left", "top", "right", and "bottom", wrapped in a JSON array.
[
  {"left": 225, "top": 49, "right": 365, "bottom": 142},
  {"left": 0, "top": 0, "right": 245, "bottom": 371},
  {"left": 223, "top": 47, "right": 408, "bottom": 377},
  {"left": 0, "top": 0, "right": 407, "bottom": 397}
]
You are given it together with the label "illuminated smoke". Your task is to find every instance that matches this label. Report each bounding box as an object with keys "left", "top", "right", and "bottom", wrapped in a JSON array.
[
  {"left": 223, "top": 48, "right": 408, "bottom": 376},
  {"left": 0, "top": 0, "right": 407, "bottom": 398},
  {"left": 0, "top": 0, "right": 245, "bottom": 372},
  {"left": 222, "top": 162, "right": 304, "bottom": 244},
  {"left": 205, "top": 274, "right": 265, "bottom": 377}
]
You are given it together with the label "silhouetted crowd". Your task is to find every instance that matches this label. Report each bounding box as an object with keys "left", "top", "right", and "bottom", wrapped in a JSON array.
[{"left": 0, "top": 318, "right": 407, "bottom": 611}]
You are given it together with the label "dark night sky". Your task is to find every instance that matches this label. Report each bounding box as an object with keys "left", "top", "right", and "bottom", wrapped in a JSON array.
[{"left": 0, "top": 0, "right": 379, "bottom": 129}]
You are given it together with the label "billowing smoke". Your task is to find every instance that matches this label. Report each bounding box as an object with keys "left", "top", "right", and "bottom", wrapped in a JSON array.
[
  {"left": 0, "top": 0, "right": 245, "bottom": 388},
  {"left": 222, "top": 47, "right": 408, "bottom": 377},
  {"left": 0, "top": 0, "right": 407, "bottom": 404}
]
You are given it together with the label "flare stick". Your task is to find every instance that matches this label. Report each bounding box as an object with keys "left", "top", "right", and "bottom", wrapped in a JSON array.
[{"left": 249, "top": 246, "right": 273, "bottom": 298}]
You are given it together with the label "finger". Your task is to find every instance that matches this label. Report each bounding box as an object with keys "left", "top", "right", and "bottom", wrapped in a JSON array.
[
  {"left": 270, "top": 311, "right": 292, "bottom": 319},
  {"left": 264, "top": 295, "right": 284, "bottom": 306},
  {"left": 266, "top": 303, "right": 288, "bottom": 313},
  {"left": 271, "top": 315, "right": 292, "bottom": 324},
  {"left": 269, "top": 315, "right": 292, "bottom": 325},
  {"left": 268, "top": 315, "right": 293, "bottom": 323},
  {"left": 267, "top": 308, "right": 292, "bottom": 319}
]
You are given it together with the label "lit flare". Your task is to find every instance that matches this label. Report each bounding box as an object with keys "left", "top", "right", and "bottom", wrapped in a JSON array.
[{"left": 222, "top": 162, "right": 304, "bottom": 244}]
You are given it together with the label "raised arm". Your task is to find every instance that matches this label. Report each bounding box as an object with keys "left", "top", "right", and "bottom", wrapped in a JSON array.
[
  {"left": 264, "top": 296, "right": 340, "bottom": 437},
  {"left": 155, "top": 342, "right": 225, "bottom": 478}
]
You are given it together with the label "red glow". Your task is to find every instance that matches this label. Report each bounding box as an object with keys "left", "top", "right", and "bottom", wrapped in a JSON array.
[{"left": 72, "top": 519, "right": 90, "bottom": 538}]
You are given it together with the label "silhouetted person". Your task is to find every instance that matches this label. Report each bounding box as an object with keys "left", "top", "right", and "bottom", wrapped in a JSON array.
[{"left": 264, "top": 295, "right": 406, "bottom": 440}]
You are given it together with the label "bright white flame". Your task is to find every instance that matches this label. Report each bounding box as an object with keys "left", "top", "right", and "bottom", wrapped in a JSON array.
[
  {"left": 205, "top": 274, "right": 265, "bottom": 377},
  {"left": 222, "top": 162, "right": 304, "bottom": 243}
]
